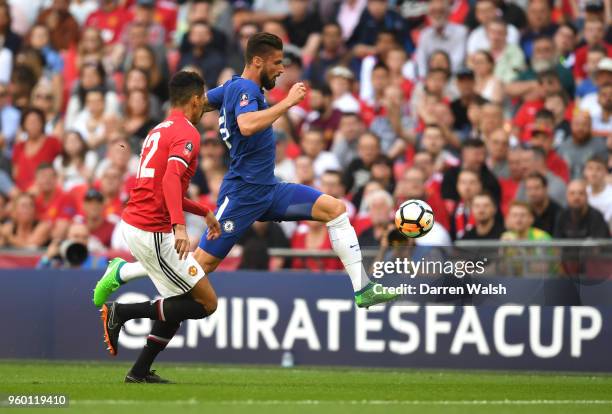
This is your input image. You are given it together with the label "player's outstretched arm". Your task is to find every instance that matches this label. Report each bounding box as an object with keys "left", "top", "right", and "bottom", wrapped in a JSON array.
[{"left": 237, "top": 82, "right": 306, "bottom": 136}]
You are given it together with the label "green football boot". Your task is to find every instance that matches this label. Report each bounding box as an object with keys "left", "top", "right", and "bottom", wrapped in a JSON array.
[
  {"left": 354, "top": 281, "right": 399, "bottom": 308},
  {"left": 93, "top": 258, "right": 126, "bottom": 307}
]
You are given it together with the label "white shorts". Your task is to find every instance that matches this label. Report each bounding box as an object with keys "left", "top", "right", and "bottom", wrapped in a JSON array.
[{"left": 120, "top": 220, "right": 206, "bottom": 298}]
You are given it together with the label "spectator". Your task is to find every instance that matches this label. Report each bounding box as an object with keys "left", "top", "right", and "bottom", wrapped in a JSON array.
[
  {"left": 450, "top": 169, "right": 482, "bottom": 240},
  {"left": 291, "top": 220, "right": 343, "bottom": 271},
  {"left": 335, "top": 0, "right": 367, "bottom": 42},
  {"left": 123, "top": 89, "right": 159, "bottom": 153},
  {"left": 441, "top": 138, "right": 501, "bottom": 208},
  {"left": 543, "top": 92, "right": 571, "bottom": 148},
  {"left": 584, "top": 156, "right": 612, "bottom": 225},
  {"left": 349, "top": 0, "right": 412, "bottom": 59},
  {"left": 71, "top": 88, "right": 108, "bottom": 154},
  {"left": 119, "top": 0, "right": 166, "bottom": 49},
  {"left": 178, "top": 21, "right": 226, "bottom": 88},
  {"left": 31, "top": 79, "right": 63, "bottom": 138},
  {"left": 330, "top": 112, "right": 365, "bottom": 169},
  {"left": 358, "top": 29, "right": 400, "bottom": 104},
  {"left": 520, "top": 0, "right": 557, "bottom": 60},
  {"left": 573, "top": 18, "right": 611, "bottom": 82},
  {"left": 527, "top": 122, "right": 570, "bottom": 182},
  {"left": 558, "top": 111, "right": 607, "bottom": 179},
  {"left": 0, "top": 82, "right": 21, "bottom": 153},
  {"left": 177, "top": 0, "right": 227, "bottom": 56},
  {"left": 553, "top": 23, "right": 577, "bottom": 71},
  {"left": 98, "top": 165, "right": 125, "bottom": 224},
  {"left": 62, "top": 27, "right": 105, "bottom": 98},
  {"left": 300, "top": 128, "right": 341, "bottom": 178},
  {"left": 470, "top": 50, "right": 504, "bottom": 103},
  {"left": 295, "top": 155, "right": 316, "bottom": 187},
  {"left": 485, "top": 128, "right": 510, "bottom": 179},
  {"left": 27, "top": 24, "right": 64, "bottom": 76},
  {"left": 281, "top": 0, "right": 321, "bottom": 52},
  {"left": 420, "top": 123, "right": 460, "bottom": 174},
  {"left": 352, "top": 155, "right": 395, "bottom": 211},
  {"left": 238, "top": 221, "right": 290, "bottom": 270},
  {"left": 53, "top": 130, "right": 97, "bottom": 191},
  {"left": 227, "top": 22, "right": 259, "bottom": 76},
  {"left": 274, "top": 131, "right": 296, "bottom": 183},
  {"left": 414, "top": 0, "right": 468, "bottom": 77},
  {"left": 478, "top": 102, "right": 505, "bottom": 143},
  {"left": 554, "top": 179, "right": 610, "bottom": 238},
  {"left": 343, "top": 131, "right": 380, "bottom": 194},
  {"left": 589, "top": 83, "right": 612, "bottom": 137},
  {"left": 74, "top": 188, "right": 114, "bottom": 251},
  {"left": 576, "top": 45, "right": 607, "bottom": 98},
  {"left": 462, "top": 191, "right": 505, "bottom": 239},
  {"left": 269, "top": 46, "right": 303, "bottom": 104},
  {"left": 524, "top": 171, "right": 561, "bottom": 234},
  {"left": 327, "top": 65, "right": 360, "bottom": 113},
  {"left": 358, "top": 188, "right": 395, "bottom": 247},
  {"left": 36, "top": 0, "right": 80, "bottom": 50},
  {"left": 384, "top": 46, "right": 413, "bottom": 100},
  {"left": 304, "top": 22, "right": 346, "bottom": 88},
  {"left": 451, "top": 67, "right": 476, "bottom": 136},
  {"left": 467, "top": 0, "right": 520, "bottom": 55},
  {"left": 487, "top": 18, "right": 526, "bottom": 84},
  {"left": 501, "top": 200, "right": 552, "bottom": 241},
  {"left": 319, "top": 169, "right": 356, "bottom": 220},
  {"left": 65, "top": 61, "right": 119, "bottom": 129},
  {"left": 123, "top": 67, "right": 162, "bottom": 119},
  {"left": 12, "top": 108, "right": 62, "bottom": 191},
  {"left": 84, "top": 0, "right": 130, "bottom": 44},
  {"left": 32, "top": 163, "right": 76, "bottom": 223},
  {"left": 579, "top": 57, "right": 612, "bottom": 132},
  {"left": 0, "top": 192, "right": 50, "bottom": 248},
  {"left": 0, "top": 2, "right": 22, "bottom": 55},
  {"left": 301, "top": 85, "right": 342, "bottom": 145},
  {"left": 516, "top": 146, "right": 567, "bottom": 206},
  {"left": 129, "top": 45, "right": 168, "bottom": 103}
]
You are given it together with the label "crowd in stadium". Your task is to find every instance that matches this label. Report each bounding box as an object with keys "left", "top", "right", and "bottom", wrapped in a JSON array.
[{"left": 0, "top": 0, "right": 609, "bottom": 270}]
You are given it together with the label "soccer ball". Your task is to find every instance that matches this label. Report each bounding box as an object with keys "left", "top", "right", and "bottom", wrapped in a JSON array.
[{"left": 395, "top": 199, "right": 435, "bottom": 238}]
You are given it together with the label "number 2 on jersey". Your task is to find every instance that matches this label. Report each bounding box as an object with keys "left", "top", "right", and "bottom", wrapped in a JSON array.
[{"left": 137, "top": 131, "right": 160, "bottom": 178}]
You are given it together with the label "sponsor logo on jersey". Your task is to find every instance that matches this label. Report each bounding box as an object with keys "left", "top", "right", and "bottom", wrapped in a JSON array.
[
  {"left": 188, "top": 265, "right": 198, "bottom": 277},
  {"left": 184, "top": 142, "right": 193, "bottom": 155},
  {"left": 223, "top": 220, "right": 235, "bottom": 233},
  {"left": 239, "top": 93, "right": 249, "bottom": 107}
]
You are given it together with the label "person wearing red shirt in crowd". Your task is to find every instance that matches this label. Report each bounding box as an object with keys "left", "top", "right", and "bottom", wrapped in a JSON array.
[
  {"left": 74, "top": 188, "right": 116, "bottom": 250},
  {"left": 268, "top": 47, "right": 303, "bottom": 105},
  {"left": 412, "top": 151, "right": 443, "bottom": 197},
  {"left": 291, "top": 220, "right": 343, "bottom": 271},
  {"left": 301, "top": 85, "right": 342, "bottom": 146},
  {"left": 32, "top": 163, "right": 76, "bottom": 223},
  {"left": 527, "top": 121, "right": 570, "bottom": 183},
  {"left": 12, "top": 108, "right": 62, "bottom": 191},
  {"left": 394, "top": 167, "right": 450, "bottom": 232},
  {"left": 120, "top": 0, "right": 168, "bottom": 48},
  {"left": 573, "top": 18, "right": 612, "bottom": 82},
  {"left": 498, "top": 147, "right": 524, "bottom": 216},
  {"left": 97, "top": 165, "right": 127, "bottom": 224},
  {"left": 85, "top": 0, "right": 131, "bottom": 45},
  {"left": 450, "top": 169, "right": 482, "bottom": 240},
  {"left": 513, "top": 70, "right": 573, "bottom": 142}
]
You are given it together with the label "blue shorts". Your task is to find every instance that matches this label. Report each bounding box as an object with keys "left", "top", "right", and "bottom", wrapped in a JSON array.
[{"left": 198, "top": 179, "right": 323, "bottom": 259}]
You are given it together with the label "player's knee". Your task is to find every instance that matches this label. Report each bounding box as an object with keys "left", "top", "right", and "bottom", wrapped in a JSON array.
[
  {"left": 328, "top": 198, "right": 346, "bottom": 221},
  {"left": 194, "top": 295, "right": 217, "bottom": 316}
]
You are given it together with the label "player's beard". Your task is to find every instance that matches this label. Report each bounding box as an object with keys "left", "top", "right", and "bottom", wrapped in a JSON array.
[{"left": 260, "top": 71, "right": 276, "bottom": 90}]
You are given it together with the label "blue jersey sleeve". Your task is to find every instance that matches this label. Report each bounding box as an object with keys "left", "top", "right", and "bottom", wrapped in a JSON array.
[
  {"left": 206, "top": 85, "right": 224, "bottom": 109},
  {"left": 233, "top": 81, "right": 261, "bottom": 117}
]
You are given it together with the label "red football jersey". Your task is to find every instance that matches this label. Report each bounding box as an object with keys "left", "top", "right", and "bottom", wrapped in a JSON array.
[{"left": 122, "top": 110, "right": 200, "bottom": 232}]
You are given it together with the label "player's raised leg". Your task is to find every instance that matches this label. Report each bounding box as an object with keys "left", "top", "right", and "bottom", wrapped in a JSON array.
[
  {"left": 93, "top": 259, "right": 148, "bottom": 307},
  {"left": 311, "top": 194, "right": 399, "bottom": 308}
]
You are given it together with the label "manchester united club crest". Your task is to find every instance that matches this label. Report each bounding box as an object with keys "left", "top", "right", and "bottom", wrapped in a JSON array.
[
  {"left": 239, "top": 93, "right": 249, "bottom": 107},
  {"left": 188, "top": 265, "right": 198, "bottom": 277}
]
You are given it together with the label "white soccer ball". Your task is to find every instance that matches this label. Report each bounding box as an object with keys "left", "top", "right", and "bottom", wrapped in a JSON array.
[{"left": 395, "top": 199, "right": 435, "bottom": 238}]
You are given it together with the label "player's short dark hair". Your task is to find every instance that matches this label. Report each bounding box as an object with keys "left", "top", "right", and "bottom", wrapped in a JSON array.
[
  {"left": 525, "top": 171, "right": 548, "bottom": 187},
  {"left": 168, "top": 70, "right": 205, "bottom": 107},
  {"left": 245, "top": 32, "right": 283, "bottom": 64}
]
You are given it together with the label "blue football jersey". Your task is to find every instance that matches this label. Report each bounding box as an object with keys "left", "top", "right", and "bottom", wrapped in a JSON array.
[{"left": 207, "top": 76, "right": 276, "bottom": 185}]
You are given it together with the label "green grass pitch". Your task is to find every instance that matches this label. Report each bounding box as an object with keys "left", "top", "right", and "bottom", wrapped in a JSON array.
[{"left": 1, "top": 360, "right": 611, "bottom": 414}]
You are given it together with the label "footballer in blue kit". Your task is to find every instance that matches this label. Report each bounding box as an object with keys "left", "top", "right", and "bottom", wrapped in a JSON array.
[{"left": 93, "top": 32, "right": 398, "bottom": 313}]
